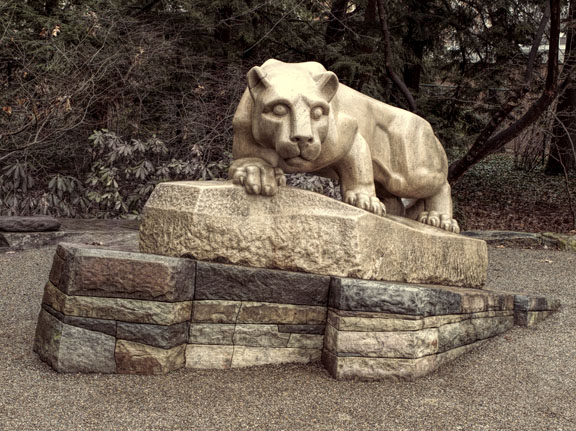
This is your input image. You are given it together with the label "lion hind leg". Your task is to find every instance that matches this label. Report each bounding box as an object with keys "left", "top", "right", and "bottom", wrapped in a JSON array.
[{"left": 412, "top": 183, "right": 460, "bottom": 233}]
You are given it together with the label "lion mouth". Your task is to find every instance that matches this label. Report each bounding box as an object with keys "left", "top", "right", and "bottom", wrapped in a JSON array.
[{"left": 284, "top": 155, "right": 314, "bottom": 166}]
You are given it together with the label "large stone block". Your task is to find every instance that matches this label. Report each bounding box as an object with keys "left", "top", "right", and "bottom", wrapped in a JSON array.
[
  {"left": 233, "top": 324, "right": 291, "bottom": 347},
  {"left": 115, "top": 340, "right": 186, "bottom": 374},
  {"left": 43, "top": 282, "right": 192, "bottom": 325},
  {"left": 188, "top": 323, "right": 235, "bottom": 345},
  {"left": 116, "top": 322, "right": 189, "bottom": 349},
  {"left": 324, "top": 324, "right": 438, "bottom": 359},
  {"left": 34, "top": 309, "right": 116, "bottom": 373},
  {"left": 329, "top": 278, "right": 514, "bottom": 316},
  {"left": 231, "top": 346, "right": 321, "bottom": 368},
  {"left": 236, "top": 302, "right": 326, "bottom": 325},
  {"left": 322, "top": 340, "right": 488, "bottom": 381},
  {"left": 0, "top": 216, "right": 60, "bottom": 232},
  {"left": 185, "top": 345, "right": 234, "bottom": 369},
  {"left": 139, "top": 181, "right": 487, "bottom": 287},
  {"left": 191, "top": 300, "right": 241, "bottom": 323},
  {"left": 50, "top": 243, "right": 195, "bottom": 301},
  {"left": 437, "top": 316, "right": 514, "bottom": 352},
  {"left": 195, "top": 261, "right": 330, "bottom": 306},
  {"left": 42, "top": 303, "right": 117, "bottom": 336}
]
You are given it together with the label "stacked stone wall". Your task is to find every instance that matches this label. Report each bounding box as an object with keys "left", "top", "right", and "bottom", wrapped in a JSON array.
[{"left": 34, "top": 243, "right": 560, "bottom": 380}]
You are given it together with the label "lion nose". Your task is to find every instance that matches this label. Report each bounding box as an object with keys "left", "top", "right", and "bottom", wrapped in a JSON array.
[{"left": 290, "top": 134, "right": 313, "bottom": 148}]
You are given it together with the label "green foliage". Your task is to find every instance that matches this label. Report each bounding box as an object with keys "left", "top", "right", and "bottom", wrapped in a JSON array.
[{"left": 0, "top": 0, "right": 563, "bottom": 218}]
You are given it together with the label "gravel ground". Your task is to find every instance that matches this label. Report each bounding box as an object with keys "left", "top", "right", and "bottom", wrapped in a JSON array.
[{"left": 0, "top": 246, "right": 574, "bottom": 431}]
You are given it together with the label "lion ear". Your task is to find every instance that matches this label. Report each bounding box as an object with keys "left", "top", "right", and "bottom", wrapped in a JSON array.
[
  {"left": 247, "top": 66, "right": 270, "bottom": 100},
  {"left": 314, "top": 72, "right": 339, "bottom": 102}
]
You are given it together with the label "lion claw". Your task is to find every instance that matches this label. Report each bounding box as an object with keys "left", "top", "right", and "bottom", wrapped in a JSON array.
[
  {"left": 418, "top": 211, "right": 460, "bottom": 233},
  {"left": 344, "top": 191, "right": 386, "bottom": 217}
]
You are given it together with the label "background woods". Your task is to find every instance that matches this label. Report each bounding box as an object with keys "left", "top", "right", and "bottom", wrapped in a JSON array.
[{"left": 0, "top": 0, "right": 574, "bottom": 231}]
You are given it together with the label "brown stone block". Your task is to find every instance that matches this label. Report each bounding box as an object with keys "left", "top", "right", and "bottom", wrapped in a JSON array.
[
  {"left": 324, "top": 324, "right": 438, "bottom": 359},
  {"left": 191, "top": 300, "right": 241, "bottom": 323},
  {"left": 185, "top": 345, "right": 234, "bottom": 369},
  {"left": 43, "top": 282, "right": 192, "bottom": 325},
  {"left": 34, "top": 309, "right": 116, "bottom": 373},
  {"left": 231, "top": 346, "right": 321, "bottom": 368},
  {"left": 115, "top": 340, "right": 186, "bottom": 374},
  {"left": 237, "top": 302, "right": 326, "bottom": 325},
  {"left": 322, "top": 339, "right": 488, "bottom": 381},
  {"left": 54, "top": 243, "right": 195, "bottom": 301}
]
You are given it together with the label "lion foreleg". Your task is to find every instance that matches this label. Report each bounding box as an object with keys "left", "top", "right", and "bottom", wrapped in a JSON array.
[
  {"left": 229, "top": 157, "right": 286, "bottom": 196},
  {"left": 335, "top": 133, "right": 386, "bottom": 216}
]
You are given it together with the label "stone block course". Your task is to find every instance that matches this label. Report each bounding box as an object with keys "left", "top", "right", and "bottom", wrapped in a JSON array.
[
  {"left": 50, "top": 243, "right": 195, "bottom": 302},
  {"left": 33, "top": 242, "right": 560, "bottom": 379},
  {"left": 117, "top": 322, "right": 189, "bottom": 349},
  {"left": 191, "top": 301, "right": 241, "bottom": 323},
  {"left": 237, "top": 302, "right": 326, "bottom": 325},
  {"left": 115, "top": 340, "right": 186, "bottom": 374},
  {"left": 189, "top": 323, "right": 235, "bottom": 345},
  {"left": 325, "top": 324, "right": 439, "bottom": 359},
  {"left": 42, "top": 303, "right": 117, "bottom": 336},
  {"left": 43, "top": 282, "right": 192, "bottom": 325},
  {"left": 195, "top": 261, "right": 330, "bottom": 306},
  {"left": 34, "top": 309, "right": 116, "bottom": 373}
]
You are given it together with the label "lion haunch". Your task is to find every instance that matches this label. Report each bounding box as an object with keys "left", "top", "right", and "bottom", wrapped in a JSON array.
[{"left": 229, "top": 59, "right": 459, "bottom": 233}]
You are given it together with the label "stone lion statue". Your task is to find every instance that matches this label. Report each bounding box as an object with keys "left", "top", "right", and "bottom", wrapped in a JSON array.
[{"left": 229, "top": 59, "right": 459, "bottom": 233}]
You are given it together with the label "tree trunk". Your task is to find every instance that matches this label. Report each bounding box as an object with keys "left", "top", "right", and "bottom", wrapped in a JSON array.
[
  {"left": 546, "top": 0, "right": 576, "bottom": 174},
  {"left": 448, "top": 0, "right": 561, "bottom": 183},
  {"left": 325, "top": 0, "right": 349, "bottom": 44},
  {"left": 375, "top": 0, "right": 417, "bottom": 112}
]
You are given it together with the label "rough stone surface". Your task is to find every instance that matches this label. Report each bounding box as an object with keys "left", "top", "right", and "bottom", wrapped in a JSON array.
[
  {"left": 42, "top": 303, "right": 117, "bottom": 336},
  {"left": 237, "top": 302, "right": 326, "bottom": 325},
  {"left": 329, "top": 278, "right": 462, "bottom": 315},
  {"left": 287, "top": 334, "right": 324, "bottom": 349},
  {"left": 277, "top": 324, "right": 325, "bottom": 334},
  {"left": 437, "top": 316, "right": 514, "bottom": 352},
  {"left": 330, "top": 278, "right": 514, "bottom": 315},
  {"left": 327, "top": 309, "right": 513, "bottom": 332},
  {"left": 324, "top": 325, "right": 438, "bottom": 359},
  {"left": 191, "top": 301, "right": 241, "bottom": 323},
  {"left": 34, "top": 310, "right": 116, "bottom": 373},
  {"left": 43, "top": 282, "right": 192, "bottom": 325},
  {"left": 231, "top": 346, "right": 321, "bottom": 368},
  {"left": 115, "top": 340, "right": 186, "bottom": 374},
  {"left": 116, "top": 322, "right": 189, "bottom": 349},
  {"left": 195, "top": 261, "right": 330, "bottom": 306},
  {"left": 322, "top": 339, "right": 488, "bottom": 381},
  {"left": 515, "top": 310, "right": 556, "bottom": 326},
  {"left": 50, "top": 243, "right": 195, "bottom": 301},
  {"left": 0, "top": 216, "right": 61, "bottom": 232},
  {"left": 0, "top": 233, "right": 8, "bottom": 247},
  {"left": 233, "top": 324, "right": 291, "bottom": 347},
  {"left": 188, "top": 323, "right": 235, "bottom": 345},
  {"left": 514, "top": 294, "right": 561, "bottom": 312},
  {"left": 139, "top": 181, "right": 487, "bottom": 287},
  {"left": 185, "top": 345, "right": 234, "bottom": 369}
]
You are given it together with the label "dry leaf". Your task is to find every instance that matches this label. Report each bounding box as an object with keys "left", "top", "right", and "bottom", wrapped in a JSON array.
[{"left": 2, "top": 106, "right": 12, "bottom": 115}]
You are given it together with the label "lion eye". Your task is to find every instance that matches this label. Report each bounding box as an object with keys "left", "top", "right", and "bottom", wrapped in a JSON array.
[
  {"left": 311, "top": 106, "right": 324, "bottom": 120},
  {"left": 272, "top": 104, "right": 289, "bottom": 116}
]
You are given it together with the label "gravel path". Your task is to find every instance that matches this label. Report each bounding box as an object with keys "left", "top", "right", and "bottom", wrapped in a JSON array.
[{"left": 0, "top": 246, "right": 574, "bottom": 431}]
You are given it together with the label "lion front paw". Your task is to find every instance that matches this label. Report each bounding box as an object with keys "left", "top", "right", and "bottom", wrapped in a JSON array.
[
  {"left": 418, "top": 211, "right": 460, "bottom": 233},
  {"left": 230, "top": 160, "right": 285, "bottom": 196},
  {"left": 344, "top": 191, "right": 386, "bottom": 216}
]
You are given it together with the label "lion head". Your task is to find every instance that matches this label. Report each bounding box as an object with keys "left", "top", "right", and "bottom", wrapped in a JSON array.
[{"left": 246, "top": 60, "right": 339, "bottom": 169}]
